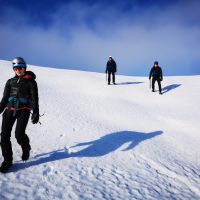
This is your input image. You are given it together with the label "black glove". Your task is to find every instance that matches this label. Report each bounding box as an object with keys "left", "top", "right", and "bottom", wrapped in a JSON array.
[
  {"left": 31, "top": 112, "right": 39, "bottom": 124},
  {"left": 0, "top": 107, "right": 4, "bottom": 115},
  {"left": 160, "top": 77, "right": 163, "bottom": 81}
]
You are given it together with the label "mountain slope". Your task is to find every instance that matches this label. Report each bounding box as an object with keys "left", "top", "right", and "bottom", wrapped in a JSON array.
[{"left": 0, "top": 60, "right": 200, "bottom": 200}]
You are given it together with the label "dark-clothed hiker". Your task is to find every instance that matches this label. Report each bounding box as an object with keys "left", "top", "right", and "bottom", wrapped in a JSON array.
[
  {"left": 149, "top": 61, "right": 163, "bottom": 94},
  {"left": 0, "top": 57, "right": 39, "bottom": 173},
  {"left": 105, "top": 56, "right": 117, "bottom": 85}
]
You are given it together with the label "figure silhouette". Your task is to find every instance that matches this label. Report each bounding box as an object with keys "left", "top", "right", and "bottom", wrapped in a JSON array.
[
  {"left": 10, "top": 130, "right": 163, "bottom": 172},
  {"left": 117, "top": 82, "right": 143, "bottom": 85},
  {"left": 71, "top": 131, "right": 163, "bottom": 157},
  {"left": 162, "top": 84, "right": 181, "bottom": 94}
]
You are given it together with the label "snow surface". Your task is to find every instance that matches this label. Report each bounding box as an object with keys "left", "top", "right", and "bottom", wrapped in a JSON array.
[{"left": 0, "top": 60, "right": 200, "bottom": 200}]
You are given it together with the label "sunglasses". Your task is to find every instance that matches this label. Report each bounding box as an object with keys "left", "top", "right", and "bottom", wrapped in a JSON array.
[{"left": 13, "top": 67, "right": 23, "bottom": 71}]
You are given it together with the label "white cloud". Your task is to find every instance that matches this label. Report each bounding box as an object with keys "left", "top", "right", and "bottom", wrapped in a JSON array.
[{"left": 0, "top": 0, "right": 200, "bottom": 75}]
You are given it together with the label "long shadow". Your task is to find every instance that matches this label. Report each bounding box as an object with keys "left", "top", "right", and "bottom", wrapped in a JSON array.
[
  {"left": 117, "top": 82, "right": 144, "bottom": 85},
  {"left": 10, "top": 130, "right": 163, "bottom": 172},
  {"left": 162, "top": 84, "right": 181, "bottom": 94}
]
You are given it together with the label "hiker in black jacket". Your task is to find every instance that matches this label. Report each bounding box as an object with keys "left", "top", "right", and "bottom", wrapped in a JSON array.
[
  {"left": 105, "top": 56, "right": 117, "bottom": 85},
  {"left": 149, "top": 61, "right": 163, "bottom": 94},
  {"left": 0, "top": 57, "right": 39, "bottom": 173}
]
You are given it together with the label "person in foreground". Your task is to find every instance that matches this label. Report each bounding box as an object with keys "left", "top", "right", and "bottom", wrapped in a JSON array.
[
  {"left": 105, "top": 56, "right": 117, "bottom": 85},
  {"left": 149, "top": 61, "right": 163, "bottom": 95},
  {"left": 0, "top": 57, "right": 39, "bottom": 173}
]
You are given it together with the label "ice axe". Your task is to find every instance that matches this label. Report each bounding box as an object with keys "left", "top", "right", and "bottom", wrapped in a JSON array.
[
  {"left": 30, "top": 111, "right": 45, "bottom": 125},
  {"left": 149, "top": 78, "right": 152, "bottom": 89}
]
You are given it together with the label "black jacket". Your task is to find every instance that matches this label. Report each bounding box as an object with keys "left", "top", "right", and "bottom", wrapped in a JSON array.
[
  {"left": 149, "top": 66, "right": 163, "bottom": 80},
  {"left": 0, "top": 71, "right": 39, "bottom": 114},
  {"left": 106, "top": 60, "right": 117, "bottom": 73}
]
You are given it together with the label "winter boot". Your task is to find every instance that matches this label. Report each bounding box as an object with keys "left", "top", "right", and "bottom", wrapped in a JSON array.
[
  {"left": 22, "top": 145, "right": 31, "bottom": 161},
  {"left": 0, "top": 161, "right": 13, "bottom": 173}
]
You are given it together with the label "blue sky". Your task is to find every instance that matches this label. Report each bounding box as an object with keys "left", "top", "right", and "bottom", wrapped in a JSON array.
[{"left": 0, "top": 0, "right": 200, "bottom": 76}]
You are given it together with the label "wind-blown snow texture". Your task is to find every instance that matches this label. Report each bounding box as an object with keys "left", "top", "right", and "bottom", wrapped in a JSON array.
[{"left": 0, "top": 60, "right": 200, "bottom": 200}]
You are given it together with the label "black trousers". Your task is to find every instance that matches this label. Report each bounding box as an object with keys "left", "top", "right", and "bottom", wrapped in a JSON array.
[
  {"left": 152, "top": 78, "right": 162, "bottom": 92},
  {"left": 1, "top": 109, "right": 31, "bottom": 161},
  {"left": 108, "top": 71, "right": 115, "bottom": 84}
]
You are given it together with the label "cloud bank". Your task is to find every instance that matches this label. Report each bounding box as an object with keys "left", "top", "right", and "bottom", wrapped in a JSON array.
[{"left": 0, "top": 0, "right": 200, "bottom": 76}]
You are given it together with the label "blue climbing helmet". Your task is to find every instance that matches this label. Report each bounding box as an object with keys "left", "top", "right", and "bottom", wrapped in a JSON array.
[{"left": 12, "top": 57, "right": 27, "bottom": 68}]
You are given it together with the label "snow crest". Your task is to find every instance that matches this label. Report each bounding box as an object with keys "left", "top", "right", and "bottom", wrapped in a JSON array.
[{"left": 0, "top": 60, "right": 200, "bottom": 200}]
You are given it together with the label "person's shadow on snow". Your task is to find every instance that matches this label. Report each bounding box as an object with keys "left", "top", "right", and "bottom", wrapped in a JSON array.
[
  {"left": 10, "top": 130, "right": 163, "bottom": 172},
  {"left": 116, "top": 82, "right": 143, "bottom": 85},
  {"left": 71, "top": 130, "right": 162, "bottom": 157},
  {"left": 162, "top": 84, "right": 181, "bottom": 94}
]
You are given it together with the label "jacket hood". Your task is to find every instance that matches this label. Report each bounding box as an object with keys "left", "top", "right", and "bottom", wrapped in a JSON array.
[{"left": 23, "top": 71, "right": 36, "bottom": 80}]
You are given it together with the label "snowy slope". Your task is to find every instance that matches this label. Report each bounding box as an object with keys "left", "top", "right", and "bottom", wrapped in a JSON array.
[{"left": 0, "top": 59, "right": 200, "bottom": 200}]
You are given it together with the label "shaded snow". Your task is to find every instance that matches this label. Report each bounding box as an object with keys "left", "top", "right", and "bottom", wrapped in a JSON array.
[{"left": 0, "top": 60, "right": 200, "bottom": 200}]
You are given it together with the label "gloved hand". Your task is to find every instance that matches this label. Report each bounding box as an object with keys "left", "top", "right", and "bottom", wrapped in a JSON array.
[
  {"left": 160, "top": 78, "right": 163, "bottom": 81},
  {"left": 0, "top": 107, "right": 4, "bottom": 115},
  {"left": 31, "top": 112, "right": 39, "bottom": 124}
]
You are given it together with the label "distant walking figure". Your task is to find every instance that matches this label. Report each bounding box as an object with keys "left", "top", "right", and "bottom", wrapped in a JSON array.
[
  {"left": 149, "top": 61, "right": 163, "bottom": 94},
  {"left": 105, "top": 56, "right": 117, "bottom": 85}
]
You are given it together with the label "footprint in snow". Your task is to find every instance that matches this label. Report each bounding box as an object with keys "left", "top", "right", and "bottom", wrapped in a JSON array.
[{"left": 43, "top": 166, "right": 54, "bottom": 176}]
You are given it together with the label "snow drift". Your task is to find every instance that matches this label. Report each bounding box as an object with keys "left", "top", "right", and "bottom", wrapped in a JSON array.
[{"left": 0, "top": 60, "right": 200, "bottom": 200}]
